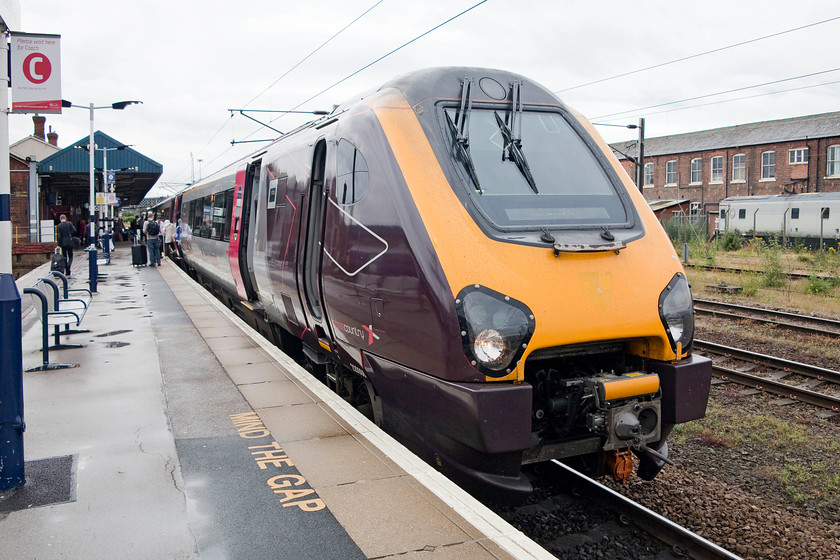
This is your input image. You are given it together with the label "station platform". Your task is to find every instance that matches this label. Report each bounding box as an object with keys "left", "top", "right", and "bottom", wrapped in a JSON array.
[{"left": 2, "top": 244, "right": 553, "bottom": 559}]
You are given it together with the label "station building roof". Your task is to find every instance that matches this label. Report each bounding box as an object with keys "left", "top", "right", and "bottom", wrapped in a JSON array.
[
  {"left": 611, "top": 111, "right": 840, "bottom": 159},
  {"left": 38, "top": 131, "right": 162, "bottom": 206}
]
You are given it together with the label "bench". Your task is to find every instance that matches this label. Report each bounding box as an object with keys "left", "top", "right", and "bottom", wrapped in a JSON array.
[
  {"left": 28, "top": 276, "right": 91, "bottom": 350},
  {"left": 24, "top": 278, "right": 83, "bottom": 371},
  {"left": 47, "top": 271, "right": 93, "bottom": 335}
]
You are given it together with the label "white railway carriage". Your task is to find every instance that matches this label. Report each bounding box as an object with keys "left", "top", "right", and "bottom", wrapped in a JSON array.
[{"left": 718, "top": 193, "right": 840, "bottom": 249}]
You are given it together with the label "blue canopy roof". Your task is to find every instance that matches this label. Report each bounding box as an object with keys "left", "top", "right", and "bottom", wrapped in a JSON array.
[{"left": 38, "top": 131, "right": 162, "bottom": 205}]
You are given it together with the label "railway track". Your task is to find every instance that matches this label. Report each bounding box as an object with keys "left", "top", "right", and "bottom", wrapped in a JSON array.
[
  {"left": 693, "top": 340, "right": 840, "bottom": 412},
  {"left": 542, "top": 461, "right": 742, "bottom": 559},
  {"left": 693, "top": 298, "right": 840, "bottom": 337},
  {"left": 685, "top": 263, "right": 830, "bottom": 282}
]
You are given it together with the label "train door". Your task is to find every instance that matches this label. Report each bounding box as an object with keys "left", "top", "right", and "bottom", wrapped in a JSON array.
[
  {"left": 302, "top": 141, "right": 327, "bottom": 323},
  {"left": 238, "top": 161, "right": 261, "bottom": 300}
]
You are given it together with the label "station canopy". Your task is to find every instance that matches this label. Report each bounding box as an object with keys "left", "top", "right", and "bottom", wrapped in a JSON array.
[{"left": 38, "top": 131, "right": 162, "bottom": 207}]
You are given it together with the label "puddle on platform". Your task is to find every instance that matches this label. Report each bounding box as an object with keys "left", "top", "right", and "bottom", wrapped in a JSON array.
[{"left": 95, "top": 330, "right": 133, "bottom": 338}]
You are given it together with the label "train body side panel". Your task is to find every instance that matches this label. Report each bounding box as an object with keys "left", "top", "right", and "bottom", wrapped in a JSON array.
[
  {"left": 317, "top": 108, "right": 467, "bottom": 379},
  {"left": 258, "top": 143, "right": 314, "bottom": 336}
]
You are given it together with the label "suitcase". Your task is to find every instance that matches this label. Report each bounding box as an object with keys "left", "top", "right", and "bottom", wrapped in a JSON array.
[
  {"left": 51, "top": 248, "right": 67, "bottom": 273},
  {"left": 132, "top": 243, "right": 147, "bottom": 267}
]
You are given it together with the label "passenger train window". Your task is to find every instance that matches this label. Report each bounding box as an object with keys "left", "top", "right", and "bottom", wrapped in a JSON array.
[
  {"left": 201, "top": 196, "right": 213, "bottom": 237},
  {"left": 222, "top": 189, "right": 234, "bottom": 241},
  {"left": 791, "top": 208, "right": 799, "bottom": 219},
  {"left": 336, "top": 139, "right": 369, "bottom": 205},
  {"left": 211, "top": 193, "right": 227, "bottom": 240},
  {"left": 738, "top": 209, "right": 746, "bottom": 219}
]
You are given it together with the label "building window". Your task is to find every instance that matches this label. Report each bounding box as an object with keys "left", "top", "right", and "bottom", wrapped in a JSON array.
[
  {"left": 828, "top": 145, "right": 840, "bottom": 177},
  {"left": 710, "top": 156, "right": 723, "bottom": 183},
  {"left": 761, "top": 151, "right": 775, "bottom": 180},
  {"left": 791, "top": 208, "right": 799, "bottom": 219},
  {"left": 690, "top": 158, "right": 702, "bottom": 184},
  {"left": 665, "top": 160, "right": 677, "bottom": 185},
  {"left": 732, "top": 154, "right": 746, "bottom": 182},
  {"left": 643, "top": 162, "right": 653, "bottom": 186},
  {"left": 789, "top": 148, "right": 808, "bottom": 164}
]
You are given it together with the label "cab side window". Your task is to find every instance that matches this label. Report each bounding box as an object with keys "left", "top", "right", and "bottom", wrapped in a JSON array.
[{"left": 336, "top": 139, "right": 369, "bottom": 205}]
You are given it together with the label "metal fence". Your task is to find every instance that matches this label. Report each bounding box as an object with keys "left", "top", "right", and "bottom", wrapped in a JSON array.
[{"left": 661, "top": 212, "right": 709, "bottom": 243}]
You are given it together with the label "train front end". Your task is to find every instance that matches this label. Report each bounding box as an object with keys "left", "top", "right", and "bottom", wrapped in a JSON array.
[{"left": 364, "top": 68, "right": 712, "bottom": 501}]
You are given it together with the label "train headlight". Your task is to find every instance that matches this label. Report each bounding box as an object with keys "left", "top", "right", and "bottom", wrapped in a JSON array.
[
  {"left": 658, "top": 273, "right": 694, "bottom": 354},
  {"left": 456, "top": 285, "right": 535, "bottom": 377}
]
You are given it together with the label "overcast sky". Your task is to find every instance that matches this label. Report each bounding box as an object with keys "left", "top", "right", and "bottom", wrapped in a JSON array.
[{"left": 11, "top": 0, "right": 840, "bottom": 197}]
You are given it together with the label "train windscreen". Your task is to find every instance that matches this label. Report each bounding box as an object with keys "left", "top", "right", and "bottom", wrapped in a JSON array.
[{"left": 443, "top": 107, "right": 628, "bottom": 230}]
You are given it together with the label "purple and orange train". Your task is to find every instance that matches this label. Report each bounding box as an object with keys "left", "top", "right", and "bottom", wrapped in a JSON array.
[{"left": 155, "top": 67, "right": 712, "bottom": 501}]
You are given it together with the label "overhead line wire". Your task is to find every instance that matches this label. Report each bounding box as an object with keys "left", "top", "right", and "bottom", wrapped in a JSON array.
[
  {"left": 556, "top": 15, "right": 840, "bottom": 93},
  {"left": 592, "top": 67, "right": 840, "bottom": 120},
  {"left": 170, "top": 1, "right": 385, "bottom": 187},
  {"left": 241, "top": 0, "right": 385, "bottom": 108},
  {"left": 266, "top": 0, "right": 489, "bottom": 125},
  {"left": 605, "top": 79, "right": 840, "bottom": 122},
  {"left": 174, "top": 0, "right": 490, "bottom": 185}
]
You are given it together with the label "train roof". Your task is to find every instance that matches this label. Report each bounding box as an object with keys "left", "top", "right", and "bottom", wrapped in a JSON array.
[
  {"left": 721, "top": 192, "right": 840, "bottom": 204},
  {"left": 376, "top": 67, "right": 563, "bottom": 108},
  {"left": 611, "top": 111, "right": 840, "bottom": 158}
]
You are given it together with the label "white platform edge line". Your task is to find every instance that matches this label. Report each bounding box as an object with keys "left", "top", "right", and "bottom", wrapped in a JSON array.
[{"left": 161, "top": 262, "right": 554, "bottom": 560}]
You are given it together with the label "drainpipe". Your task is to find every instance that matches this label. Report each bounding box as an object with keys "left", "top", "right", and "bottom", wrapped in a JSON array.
[{"left": 28, "top": 157, "right": 38, "bottom": 242}]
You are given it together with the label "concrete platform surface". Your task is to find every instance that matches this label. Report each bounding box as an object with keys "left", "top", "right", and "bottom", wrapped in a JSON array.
[{"left": 1, "top": 245, "right": 553, "bottom": 559}]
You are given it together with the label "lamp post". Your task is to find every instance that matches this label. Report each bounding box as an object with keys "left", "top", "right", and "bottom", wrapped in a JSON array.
[
  {"left": 96, "top": 144, "right": 130, "bottom": 264},
  {"left": 61, "top": 100, "right": 141, "bottom": 291},
  {"left": 593, "top": 118, "right": 645, "bottom": 191}
]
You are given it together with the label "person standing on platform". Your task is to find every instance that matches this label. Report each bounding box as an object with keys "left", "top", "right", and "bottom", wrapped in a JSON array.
[
  {"left": 162, "top": 219, "right": 176, "bottom": 258},
  {"left": 144, "top": 211, "right": 162, "bottom": 266},
  {"left": 56, "top": 214, "right": 77, "bottom": 276}
]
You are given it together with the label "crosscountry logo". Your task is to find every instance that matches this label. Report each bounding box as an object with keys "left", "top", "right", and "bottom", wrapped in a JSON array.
[{"left": 23, "top": 53, "right": 52, "bottom": 84}]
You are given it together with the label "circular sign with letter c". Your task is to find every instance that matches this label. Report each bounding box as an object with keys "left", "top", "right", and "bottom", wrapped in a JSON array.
[{"left": 23, "top": 53, "right": 52, "bottom": 84}]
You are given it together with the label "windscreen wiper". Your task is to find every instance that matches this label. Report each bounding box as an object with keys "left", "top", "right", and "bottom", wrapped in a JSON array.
[
  {"left": 447, "top": 78, "right": 482, "bottom": 194},
  {"left": 446, "top": 110, "right": 482, "bottom": 194},
  {"left": 496, "top": 80, "right": 537, "bottom": 193},
  {"left": 494, "top": 110, "right": 538, "bottom": 194}
]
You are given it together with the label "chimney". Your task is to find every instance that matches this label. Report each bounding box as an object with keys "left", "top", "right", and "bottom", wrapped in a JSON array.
[
  {"left": 33, "top": 115, "right": 46, "bottom": 140},
  {"left": 47, "top": 126, "right": 58, "bottom": 147}
]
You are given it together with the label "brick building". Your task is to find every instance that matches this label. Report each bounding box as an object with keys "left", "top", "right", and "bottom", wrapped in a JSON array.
[
  {"left": 611, "top": 111, "right": 840, "bottom": 216},
  {"left": 9, "top": 116, "right": 61, "bottom": 277}
]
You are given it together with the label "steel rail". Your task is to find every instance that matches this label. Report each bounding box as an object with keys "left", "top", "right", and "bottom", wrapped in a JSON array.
[
  {"left": 694, "top": 298, "right": 840, "bottom": 336},
  {"left": 694, "top": 340, "right": 840, "bottom": 411},
  {"left": 685, "top": 263, "right": 828, "bottom": 281},
  {"left": 550, "top": 460, "right": 743, "bottom": 560}
]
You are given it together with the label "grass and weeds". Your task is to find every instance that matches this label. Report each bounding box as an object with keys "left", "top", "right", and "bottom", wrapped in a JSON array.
[
  {"left": 676, "top": 400, "right": 840, "bottom": 509},
  {"left": 679, "top": 232, "right": 840, "bottom": 316}
]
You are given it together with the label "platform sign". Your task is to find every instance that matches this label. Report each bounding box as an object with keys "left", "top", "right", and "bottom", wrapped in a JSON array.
[
  {"left": 106, "top": 171, "right": 116, "bottom": 184},
  {"left": 96, "top": 192, "right": 117, "bottom": 206},
  {"left": 10, "top": 32, "right": 62, "bottom": 114}
]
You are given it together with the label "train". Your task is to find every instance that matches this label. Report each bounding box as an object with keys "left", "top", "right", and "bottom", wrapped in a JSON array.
[
  {"left": 152, "top": 67, "right": 712, "bottom": 502},
  {"left": 717, "top": 192, "right": 840, "bottom": 249}
]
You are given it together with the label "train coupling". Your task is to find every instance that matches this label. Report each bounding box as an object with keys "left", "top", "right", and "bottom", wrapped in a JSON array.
[{"left": 584, "top": 372, "right": 662, "bottom": 451}]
